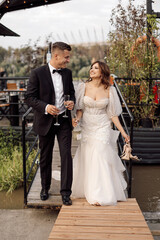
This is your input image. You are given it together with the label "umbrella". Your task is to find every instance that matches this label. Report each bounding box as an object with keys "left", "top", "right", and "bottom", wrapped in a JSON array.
[{"left": 0, "top": 22, "right": 19, "bottom": 36}]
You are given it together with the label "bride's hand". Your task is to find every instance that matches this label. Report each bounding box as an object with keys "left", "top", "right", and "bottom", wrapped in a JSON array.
[
  {"left": 122, "top": 132, "right": 130, "bottom": 143},
  {"left": 72, "top": 118, "right": 79, "bottom": 127}
]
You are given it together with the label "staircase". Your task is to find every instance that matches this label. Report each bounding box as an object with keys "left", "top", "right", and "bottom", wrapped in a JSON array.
[{"left": 132, "top": 128, "right": 160, "bottom": 164}]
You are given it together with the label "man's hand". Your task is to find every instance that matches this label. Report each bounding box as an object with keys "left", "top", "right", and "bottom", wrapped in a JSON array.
[
  {"left": 64, "top": 101, "right": 74, "bottom": 110},
  {"left": 46, "top": 105, "right": 60, "bottom": 115}
]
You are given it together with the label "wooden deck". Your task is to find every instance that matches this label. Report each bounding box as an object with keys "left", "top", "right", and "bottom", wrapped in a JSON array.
[{"left": 48, "top": 198, "right": 154, "bottom": 240}]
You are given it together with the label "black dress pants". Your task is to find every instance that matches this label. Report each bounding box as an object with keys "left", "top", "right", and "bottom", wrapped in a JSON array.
[{"left": 39, "top": 113, "right": 73, "bottom": 196}]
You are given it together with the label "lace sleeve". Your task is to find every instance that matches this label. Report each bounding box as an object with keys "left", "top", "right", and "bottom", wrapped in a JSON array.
[
  {"left": 75, "top": 81, "right": 85, "bottom": 110},
  {"left": 107, "top": 86, "right": 122, "bottom": 118}
]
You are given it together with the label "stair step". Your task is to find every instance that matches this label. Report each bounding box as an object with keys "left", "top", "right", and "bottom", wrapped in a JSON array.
[
  {"left": 133, "top": 142, "right": 160, "bottom": 148},
  {"left": 133, "top": 131, "right": 160, "bottom": 138},
  {"left": 133, "top": 148, "right": 160, "bottom": 153},
  {"left": 136, "top": 158, "right": 160, "bottom": 164},
  {"left": 133, "top": 137, "right": 160, "bottom": 143},
  {"left": 132, "top": 152, "right": 160, "bottom": 159},
  {"left": 133, "top": 127, "right": 160, "bottom": 132}
]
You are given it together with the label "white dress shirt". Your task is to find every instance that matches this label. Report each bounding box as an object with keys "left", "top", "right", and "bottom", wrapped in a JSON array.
[{"left": 45, "top": 63, "right": 65, "bottom": 114}]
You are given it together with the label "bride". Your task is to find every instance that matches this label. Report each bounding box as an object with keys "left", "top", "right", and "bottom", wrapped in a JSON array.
[{"left": 72, "top": 61, "right": 130, "bottom": 206}]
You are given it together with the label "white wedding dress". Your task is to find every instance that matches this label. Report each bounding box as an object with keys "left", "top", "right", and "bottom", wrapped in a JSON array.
[{"left": 72, "top": 82, "right": 127, "bottom": 206}]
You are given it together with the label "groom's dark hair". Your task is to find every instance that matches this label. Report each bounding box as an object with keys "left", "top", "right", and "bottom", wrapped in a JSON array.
[{"left": 52, "top": 42, "right": 72, "bottom": 52}]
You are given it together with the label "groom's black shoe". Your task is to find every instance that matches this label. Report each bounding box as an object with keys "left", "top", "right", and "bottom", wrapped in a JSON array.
[
  {"left": 40, "top": 188, "right": 49, "bottom": 201},
  {"left": 62, "top": 195, "right": 72, "bottom": 205}
]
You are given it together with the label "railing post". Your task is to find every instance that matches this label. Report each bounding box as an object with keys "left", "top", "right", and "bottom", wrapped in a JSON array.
[
  {"left": 128, "top": 119, "right": 134, "bottom": 198},
  {"left": 22, "top": 115, "right": 27, "bottom": 205}
]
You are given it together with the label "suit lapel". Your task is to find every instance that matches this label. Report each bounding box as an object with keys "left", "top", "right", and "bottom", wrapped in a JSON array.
[{"left": 61, "top": 70, "right": 66, "bottom": 94}]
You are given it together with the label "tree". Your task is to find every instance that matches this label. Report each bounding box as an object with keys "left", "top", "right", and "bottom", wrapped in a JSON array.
[
  {"left": 106, "top": 0, "right": 160, "bottom": 126},
  {"left": 106, "top": 0, "right": 147, "bottom": 78}
]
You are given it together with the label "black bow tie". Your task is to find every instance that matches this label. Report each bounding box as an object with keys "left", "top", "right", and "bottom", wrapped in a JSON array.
[{"left": 52, "top": 69, "right": 62, "bottom": 74}]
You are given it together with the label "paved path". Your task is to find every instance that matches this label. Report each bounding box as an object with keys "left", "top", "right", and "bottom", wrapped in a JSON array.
[{"left": 0, "top": 209, "right": 58, "bottom": 240}]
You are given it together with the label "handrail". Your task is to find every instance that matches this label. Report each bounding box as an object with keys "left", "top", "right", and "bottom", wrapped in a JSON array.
[
  {"left": 22, "top": 107, "right": 32, "bottom": 119},
  {"left": 22, "top": 107, "right": 39, "bottom": 205},
  {"left": 114, "top": 79, "right": 134, "bottom": 198},
  {"left": 112, "top": 77, "right": 160, "bottom": 80},
  {"left": 0, "top": 77, "right": 29, "bottom": 80},
  {"left": 114, "top": 80, "right": 134, "bottom": 121}
]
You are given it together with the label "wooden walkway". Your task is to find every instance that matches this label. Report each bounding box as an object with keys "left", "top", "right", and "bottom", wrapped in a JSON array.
[{"left": 48, "top": 198, "right": 154, "bottom": 240}]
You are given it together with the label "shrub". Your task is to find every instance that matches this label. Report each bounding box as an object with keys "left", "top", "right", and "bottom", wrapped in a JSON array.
[{"left": 0, "top": 129, "right": 38, "bottom": 193}]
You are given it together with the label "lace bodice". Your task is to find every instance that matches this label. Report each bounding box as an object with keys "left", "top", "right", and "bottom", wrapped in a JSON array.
[
  {"left": 75, "top": 82, "right": 122, "bottom": 118},
  {"left": 84, "top": 96, "right": 109, "bottom": 115}
]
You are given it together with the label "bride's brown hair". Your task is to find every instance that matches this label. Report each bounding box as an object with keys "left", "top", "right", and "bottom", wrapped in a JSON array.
[{"left": 90, "top": 61, "right": 110, "bottom": 89}]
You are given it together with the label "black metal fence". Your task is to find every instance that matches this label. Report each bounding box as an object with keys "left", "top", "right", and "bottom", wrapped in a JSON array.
[
  {"left": 22, "top": 107, "right": 40, "bottom": 205},
  {"left": 0, "top": 77, "right": 29, "bottom": 126}
]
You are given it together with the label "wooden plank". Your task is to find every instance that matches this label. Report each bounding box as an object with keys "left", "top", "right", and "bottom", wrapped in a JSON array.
[
  {"left": 55, "top": 219, "right": 148, "bottom": 227},
  {"left": 60, "top": 208, "right": 141, "bottom": 214},
  {"left": 53, "top": 225, "right": 151, "bottom": 234},
  {"left": 151, "top": 230, "right": 160, "bottom": 236},
  {"left": 71, "top": 198, "right": 138, "bottom": 206},
  {"left": 63, "top": 200, "right": 140, "bottom": 211},
  {"left": 49, "top": 232, "right": 153, "bottom": 240},
  {"left": 58, "top": 214, "right": 144, "bottom": 221}
]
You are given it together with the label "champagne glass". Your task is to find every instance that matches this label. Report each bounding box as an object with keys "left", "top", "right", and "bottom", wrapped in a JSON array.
[
  {"left": 54, "top": 103, "right": 60, "bottom": 126},
  {"left": 63, "top": 95, "right": 70, "bottom": 118}
]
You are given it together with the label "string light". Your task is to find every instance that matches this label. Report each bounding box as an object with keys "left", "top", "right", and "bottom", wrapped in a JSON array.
[{"left": 5, "top": 0, "right": 10, "bottom": 9}]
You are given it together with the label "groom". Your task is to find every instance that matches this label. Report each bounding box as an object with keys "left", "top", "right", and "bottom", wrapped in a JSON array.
[{"left": 26, "top": 42, "right": 75, "bottom": 205}]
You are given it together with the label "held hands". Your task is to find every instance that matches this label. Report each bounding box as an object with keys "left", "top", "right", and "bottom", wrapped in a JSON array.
[
  {"left": 64, "top": 101, "right": 74, "bottom": 110},
  {"left": 47, "top": 105, "right": 60, "bottom": 116},
  {"left": 72, "top": 117, "right": 79, "bottom": 128}
]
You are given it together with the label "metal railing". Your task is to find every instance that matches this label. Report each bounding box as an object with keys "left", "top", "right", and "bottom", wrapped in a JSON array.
[
  {"left": 22, "top": 107, "right": 40, "bottom": 205},
  {"left": 0, "top": 77, "right": 29, "bottom": 125},
  {"left": 114, "top": 77, "right": 160, "bottom": 128},
  {"left": 114, "top": 80, "right": 134, "bottom": 198},
  {"left": 114, "top": 77, "right": 160, "bottom": 104}
]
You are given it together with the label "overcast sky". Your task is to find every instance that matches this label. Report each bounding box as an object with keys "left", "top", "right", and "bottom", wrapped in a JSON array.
[{"left": 0, "top": 0, "right": 159, "bottom": 49}]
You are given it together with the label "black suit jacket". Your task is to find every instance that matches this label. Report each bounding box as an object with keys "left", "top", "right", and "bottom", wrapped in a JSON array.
[{"left": 26, "top": 64, "right": 75, "bottom": 136}]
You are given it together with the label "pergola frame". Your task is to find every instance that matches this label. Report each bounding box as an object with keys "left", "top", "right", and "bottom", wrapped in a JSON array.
[
  {"left": 0, "top": 0, "right": 69, "bottom": 36},
  {"left": 0, "top": 0, "right": 69, "bottom": 19}
]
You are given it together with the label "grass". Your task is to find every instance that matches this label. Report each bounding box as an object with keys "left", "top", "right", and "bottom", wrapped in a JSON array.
[{"left": 0, "top": 129, "right": 38, "bottom": 193}]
